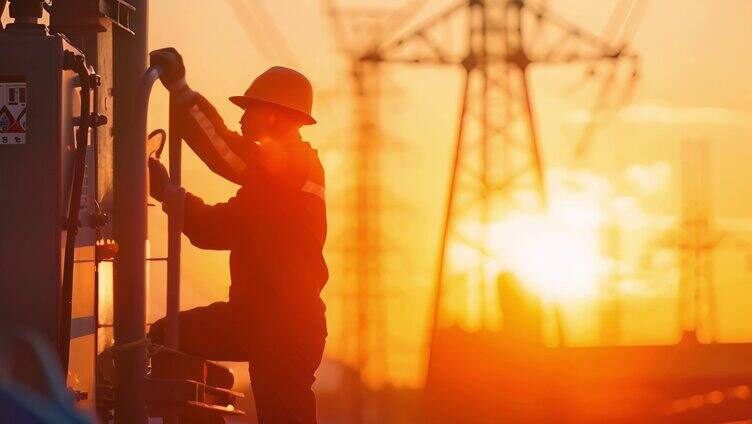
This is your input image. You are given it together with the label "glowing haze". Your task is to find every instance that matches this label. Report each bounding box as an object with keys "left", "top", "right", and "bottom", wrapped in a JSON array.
[
  {"left": 444, "top": 166, "right": 667, "bottom": 332},
  {"left": 4, "top": 0, "right": 751, "bottom": 388},
  {"left": 144, "top": 0, "right": 752, "bottom": 387}
]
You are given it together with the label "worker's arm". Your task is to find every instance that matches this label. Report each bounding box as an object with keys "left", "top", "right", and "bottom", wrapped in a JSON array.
[
  {"left": 151, "top": 157, "right": 253, "bottom": 250},
  {"left": 150, "top": 47, "right": 259, "bottom": 185},
  {"left": 171, "top": 91, "right": 258, "bottom": 185},
  {"left": 161, "top": 185, "right": 252, "bottom": 251}
]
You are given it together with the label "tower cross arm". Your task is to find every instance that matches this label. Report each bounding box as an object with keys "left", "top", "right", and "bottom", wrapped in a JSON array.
[
  {"left": 521, "top": 1, "right": 629, "bottom": 66},
  {"left": 361, "top": 0, "right": 470, "bottom": 66}
]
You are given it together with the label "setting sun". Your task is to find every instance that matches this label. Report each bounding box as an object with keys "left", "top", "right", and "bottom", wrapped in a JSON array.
[
  {"left": 443, "top": 168, "right": 628, "bottom": 331},
  {"left": 486, "top": 211, "right": 604, "bottom": 302}
]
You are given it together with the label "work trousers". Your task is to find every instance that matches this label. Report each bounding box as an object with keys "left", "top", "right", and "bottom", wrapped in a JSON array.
[{"left": 149, "top": 301, "right": 325, "bottom": 424}]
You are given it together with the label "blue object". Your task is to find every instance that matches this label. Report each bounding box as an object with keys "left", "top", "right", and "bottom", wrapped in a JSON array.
[{"left": 0, "top": 331, "right": 94, "bottom": 423}]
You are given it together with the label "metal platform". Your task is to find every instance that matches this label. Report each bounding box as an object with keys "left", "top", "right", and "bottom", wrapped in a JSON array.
[{"left": 96, "top": 345, "right": 244, "bottom": 421}]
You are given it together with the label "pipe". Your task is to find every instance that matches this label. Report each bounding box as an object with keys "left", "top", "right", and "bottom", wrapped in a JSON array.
[
  {"left": 59, "top": 51, "right": 93, "bottom": 373},
  {"left": 110, "top": 66, "right": 160, "bottom": 424},
  {"left": 112, "top": 0, "right": 148, "bottom": 421}
]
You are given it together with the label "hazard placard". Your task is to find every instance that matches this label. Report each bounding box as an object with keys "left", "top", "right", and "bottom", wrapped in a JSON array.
[{"left": 0, "top": 77, "right": 27, "bottom": 145}]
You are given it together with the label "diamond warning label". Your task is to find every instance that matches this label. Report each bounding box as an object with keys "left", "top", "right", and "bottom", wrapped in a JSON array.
[{"left": 0, "top": 78, "right": 27, "bottom": 145}]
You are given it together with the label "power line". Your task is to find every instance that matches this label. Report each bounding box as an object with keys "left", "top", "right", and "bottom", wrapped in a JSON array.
[
  {"left": 225, "top": 0, "right": 299, "bottom": 67},
  {"left": 245, "top": 0, "right": 299, "bottom": 66}
]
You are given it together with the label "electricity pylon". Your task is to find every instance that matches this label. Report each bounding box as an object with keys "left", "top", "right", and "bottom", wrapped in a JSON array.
[
  {"left": 677, "top": 140, "right": 717, "bottom": 342},
  {"left": 650, "top": 140, "right": 752, "bottom": 343},
  {"left": 655, "top": 140, "right": 718, "bottom": 343},
  {"left": 322, "top": 3, "right": 392, "bottom": 391},
  {"left": 323, "top": 4, "right": 432, "bottom": 422},
  {"left": 362, "top": 0, "right": 639, "bottom": 380},
  {"left": 323, "top": 2, "right": 432, "bottom": 422}
]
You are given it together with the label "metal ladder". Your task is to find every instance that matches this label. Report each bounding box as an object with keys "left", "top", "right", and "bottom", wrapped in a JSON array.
[{"left": 97, "top": 66, "right": 244, "bottom": 423}]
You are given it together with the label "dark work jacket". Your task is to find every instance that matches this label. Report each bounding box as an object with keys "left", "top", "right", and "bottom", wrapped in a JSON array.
[{"left": 166, "top": 90, "right": 328, "bottom": 339}]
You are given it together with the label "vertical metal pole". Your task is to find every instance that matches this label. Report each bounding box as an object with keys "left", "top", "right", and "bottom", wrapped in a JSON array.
[
  {"left": 162, "top": 93, "right": 183, "bottom": 424},
  {"left": 165, "top": 100, "right": 182, "bottom": 351},
  {"left": 514, "top": 1, "right": 546, "bottom": 208},
  {"left": 426, "top": 66, "right": 471, "bottom": 384},
  {"left": 113, "top": 0, "right": 148, "bottom": 422},
  {"left": 478, "top": 0, "right": 489, "bottom": 328}
]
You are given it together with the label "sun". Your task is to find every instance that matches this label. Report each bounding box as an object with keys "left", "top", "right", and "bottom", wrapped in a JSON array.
[
  {"left": 444, "top": 187, "right": 612, "bottom": 329},
  {"left": 484, "top": 212, "right": 604, "bottom": 301}
]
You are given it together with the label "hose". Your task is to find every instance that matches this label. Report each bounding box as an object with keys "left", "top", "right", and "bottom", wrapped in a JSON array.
[{"left": 58, "top": 50, "right": 96, "bottom": 374}]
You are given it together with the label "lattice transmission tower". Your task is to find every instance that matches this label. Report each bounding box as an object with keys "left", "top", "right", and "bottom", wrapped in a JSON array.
[
  {"left": 677, "top": 140, "right": 717, "bottom": 342},
  {"left": 323, "top": 2, "right": 389, "bottom": 391},
  {"left": 362, "top": 0, "right": 639, "bottom": 380},
  {"left": 648, "top": 139, "right": 752, "bottom": 344},
  {"left": 323, "top": 0, "right": 424, "bottom": 390},
  {"left": 656, "top": 140, "right": 720, "bottom": 343}
]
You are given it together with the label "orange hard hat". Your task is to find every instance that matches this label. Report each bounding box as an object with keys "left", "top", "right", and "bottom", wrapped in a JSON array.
[{"left": 230, "top": 66, "right": 316, "bottom": 125}]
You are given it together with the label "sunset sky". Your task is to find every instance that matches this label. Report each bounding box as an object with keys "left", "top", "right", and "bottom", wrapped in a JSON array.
[
  {"left": 3, "top": 0, "right": 747, "bottom": 389},
  {"left": 139, "top": 0, "right": 752, "bottom": 388}
]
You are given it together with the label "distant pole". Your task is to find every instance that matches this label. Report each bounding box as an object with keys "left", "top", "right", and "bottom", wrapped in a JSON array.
[
  {"left": 678, "top": 140, "right": 716, "bottom": 342},
  {"left": 113, "top": 0, "right": 148, "bottom": 422}
]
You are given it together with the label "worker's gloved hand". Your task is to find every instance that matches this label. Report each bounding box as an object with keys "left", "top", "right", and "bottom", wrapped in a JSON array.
[
  {"left": 148, "top": 158, "right": 170, "bottom": 202},
  {"left": 149, "top": 47, "right": 186, "bottom": 92}
]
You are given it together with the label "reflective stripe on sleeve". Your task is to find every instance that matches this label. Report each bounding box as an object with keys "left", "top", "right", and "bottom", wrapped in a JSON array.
[
  {"left": 301, "top": 180, "right": 325, "bottom": 201},
  {"left": 188, "top": 105, "right": 247, "bottom": 176}
]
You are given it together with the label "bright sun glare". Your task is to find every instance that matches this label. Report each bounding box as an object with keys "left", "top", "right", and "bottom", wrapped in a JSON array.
[
  {"left": 485, "top": 212, "right": 603, "bottom": 301},
  {"left": 446, "top": 169, "right": 620, "bottom": 328}
]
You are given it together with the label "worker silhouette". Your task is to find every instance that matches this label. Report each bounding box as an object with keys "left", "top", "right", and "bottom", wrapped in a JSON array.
[{"left": 147, "top": 48, "right": 327, "bottom": 424}]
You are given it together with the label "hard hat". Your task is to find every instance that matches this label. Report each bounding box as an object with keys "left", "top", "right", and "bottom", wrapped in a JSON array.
[{"left": 230, "top": 66, "right": 316, "bottom": 125}]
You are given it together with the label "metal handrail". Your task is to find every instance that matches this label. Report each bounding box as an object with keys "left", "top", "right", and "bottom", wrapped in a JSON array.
[
  {"left": 165, "top": 91, "right": 183, "bottom": 351},
  {"left": 137, "top": 65, "right": 182, "bottom": 352}
]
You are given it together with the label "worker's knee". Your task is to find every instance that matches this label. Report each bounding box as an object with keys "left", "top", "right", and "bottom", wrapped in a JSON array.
[{"left": 148, "top": 318, "right": 166, "bottom": 345}]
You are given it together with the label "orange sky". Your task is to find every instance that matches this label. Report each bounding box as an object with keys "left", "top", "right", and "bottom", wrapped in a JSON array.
[
  {"left": 6, "top": 0, "right": 752, "bottom": 389},
  {"left": 147, "top": 0, "right": 752, "bottom": 388}
]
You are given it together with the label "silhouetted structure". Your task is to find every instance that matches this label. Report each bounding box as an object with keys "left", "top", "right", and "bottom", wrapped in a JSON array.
[
  {"left": 324, "top": 2, "right": 387, "bottom": 384},
  {"left": 677, "top": 140, "right": 717, "bottom": 342},
  {"left": 360, "top": 3, "right": 640, "bottom": 392},
  {"left": 655, "top": 140, "right": 752, "bottom": 343},
  {"left": 323, "top": 2, "right": 409, "bottom": 422}
]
